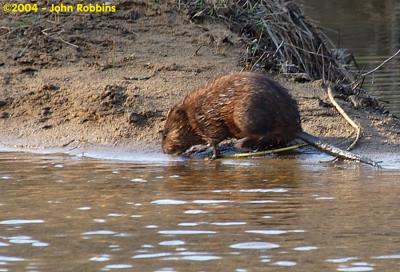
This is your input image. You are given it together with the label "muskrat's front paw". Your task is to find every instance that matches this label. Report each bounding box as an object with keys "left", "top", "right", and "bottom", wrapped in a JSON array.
[
  {"left": 191, "top": 145, "right": 209, "bottom": 153},
  {"left": 182, "top": 144, "right": 209, "bottom": 156}
]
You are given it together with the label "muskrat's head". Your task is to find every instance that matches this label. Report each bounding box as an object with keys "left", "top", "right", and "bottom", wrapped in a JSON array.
[{"left": 161, "top": 105, "right": 202, "bottom": 155}]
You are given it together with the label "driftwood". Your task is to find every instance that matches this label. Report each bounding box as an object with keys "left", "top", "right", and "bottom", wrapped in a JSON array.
[
  {"left": 297, "top": 132, "right": 379, "bottom": 167},
  {"left": 327, "top": 86, "right": 362, "bottom": 150}
]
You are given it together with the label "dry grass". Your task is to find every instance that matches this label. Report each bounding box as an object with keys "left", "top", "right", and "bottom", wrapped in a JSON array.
[{"left": 184, "top": 0, "right": 353, "bottom": 82}]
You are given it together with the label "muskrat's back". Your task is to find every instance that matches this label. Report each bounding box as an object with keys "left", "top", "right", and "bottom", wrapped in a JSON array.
[{"left": 162, "top": 72, "right": 302, "bottom": 155}]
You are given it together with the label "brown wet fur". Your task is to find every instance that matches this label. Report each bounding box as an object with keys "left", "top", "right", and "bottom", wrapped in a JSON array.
[{"left": 162, "top": 72, "right": 302, "bottom": 155}]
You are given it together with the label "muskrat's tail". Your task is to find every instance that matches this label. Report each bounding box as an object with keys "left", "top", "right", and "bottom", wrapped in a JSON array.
[{"left": 297, "top": 131, "right": 380, "bottom": 167}]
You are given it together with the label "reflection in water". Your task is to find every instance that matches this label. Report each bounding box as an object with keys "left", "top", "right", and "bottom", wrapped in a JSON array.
[
  {"left": 0, "top": 152, "right": 399, "bottom": 271},
  {"left": 299, "top": 0, "right": 400, "bottom": 115}
]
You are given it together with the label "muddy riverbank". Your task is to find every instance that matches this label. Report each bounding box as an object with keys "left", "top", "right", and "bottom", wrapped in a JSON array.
[{"left": 0, "top": 1, "right": 399, "bottom": 162}]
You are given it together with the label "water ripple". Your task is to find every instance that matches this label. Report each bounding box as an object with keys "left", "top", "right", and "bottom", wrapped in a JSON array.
[
  {"left": 158, "top": 230, "right": 217, "bottom": 235},
  {"left": 184, "top": 210, "right": 207, "bottom": 214},
  {"left": 102, "top": 264, "right": 133, "bottom": 270},
  {"left": 210, "top": 222, "right": 247, "bottom": 226},
  {"left": 82, "top": 230, "right": 117, "bottom": 235},
  {"left": 131, "top": 178, "right": 147, "bottom": 183},
  {"left": 0, "top": 255, "right": 24, "bottom": 262},
  {"left": 371, "top": 254, "right": 400, "bottom": 259},
  {"left": 151, "top": 199, "right": 187, "bottom": 205},
  {"left": 90, "top": 254, "right": 111, "bottom": 262},
  {"left": 293, "top": 246, "right": 318, "bottom": 251},
  {"left": 180, "top": 255, "right": 221, "bottom": 261},
  {"left": 159, "top": 240, "right": 186, "bottom": 246},
  {"left": 193, "top": 200, "right": 233, "bottom": 204},
  {"left": 326, "top": 257, "right": 358, "bottom": 263},
  {"left": 246, "top": 230, "right": 288, "bottom": 235},
  {"left": 133, "top": 253, "right": 172, "bottom": 259},
  {"left": 7, "top": 236, "right": 48, "bottom": 247},
  {"left": 273, "top": 261, "right": 297, "bottom": 266},
  {"left": 230, "top": 242, "right": 280, "bottom": 250},
  {"left": 247, "top": 229, "right": 305, "bottom": 235},
  {"left": 212, "top": 188, "right": 288, "bottom": 193},
  {"left": 337, "top": 266, "right": 374, "bottom": 272},
  {"left": 0, "top": 219, "right": 44, "bottom": 225}
]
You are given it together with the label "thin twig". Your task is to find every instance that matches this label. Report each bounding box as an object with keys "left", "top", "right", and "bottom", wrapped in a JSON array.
[
  {"left": 250, "top": 51, "right": 267, "bottom": 70},
  {"left": 14, "top": 39, "right": 33, "bottom": 60},
  {"left": 42, "top": 28, "right": 79, "bottom": 48},
  {"left": 193, "top": 45, "right": 204, "bottom": 56},
  {"left": 361, "top": 48, "right": 400, "bottom": 77},
  {"left": 61, "top": 139, "right": 75, "bottom": 147},
  {"left": 272, "top": 40, "right": 284, "bottom": 57}
]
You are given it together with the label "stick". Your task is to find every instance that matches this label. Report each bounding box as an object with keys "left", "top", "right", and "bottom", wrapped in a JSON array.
[
  {"left": 251, "top": 51, "right": 267, "bottom": 71},
  {"left": 298, "top": 132, "right": 380, "bottom": 167},
  {"left": 124, "top": 72, "right": 155, "bottom": 81},
  {"left": 193, "top": 45, "right": 204, "bottom": 56},
  {"left": 61, "top": 139, "right": 75, "bottom": 147},
  {"left": 42, "top": 28, "right": 79, "bottom": 49},
  {"left": 361, "top": 48, "right": 400, "bottom": 77},
  {"left": 222, "top": 144, "right": 307, "bottom": 158},
  {"left": 327, "top": 86, "right": 362, "bottom": 150}
]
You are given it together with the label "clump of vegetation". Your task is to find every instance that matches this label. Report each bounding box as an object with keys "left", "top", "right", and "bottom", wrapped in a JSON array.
[{"left": 183, "top": 0, "right": 352, "bottom": 82}]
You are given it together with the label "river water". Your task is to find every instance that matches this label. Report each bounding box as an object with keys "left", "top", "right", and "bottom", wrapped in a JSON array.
[
  {"left": 1, "top": 2, "right": 400, "bottom": 271},
  {"left": 0, "top": 151, "right": 399, "bottom": 271},
  {"left": 300, "top": 0, "right": 400, "bottom": 116}
]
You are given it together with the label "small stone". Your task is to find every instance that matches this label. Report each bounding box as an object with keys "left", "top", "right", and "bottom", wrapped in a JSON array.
[
  {"left": 41, "top": 84, "right": 59, "bottom": 91},
  {"left": 129, "top": 112, "right": 145, "bottom": 125},
  {"left": 41, "top": 107, "right": 51, "bottom": 115},
  {"left": 20, "top": 67, "right": 37, "bottom": 75},
  {"left": 41, "top": 124, "right": 53, "bottom": 130},
  {"left": 0, "top": 100, "right": 6, "bottom": 108},
  {"left": 0, "top": 112, "right": 10, "bottom": 119}
]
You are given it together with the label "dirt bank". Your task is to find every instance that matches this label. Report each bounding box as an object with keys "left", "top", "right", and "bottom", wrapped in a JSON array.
[{"left": 0, "top": 1, "right": 399, "bottom": 160}]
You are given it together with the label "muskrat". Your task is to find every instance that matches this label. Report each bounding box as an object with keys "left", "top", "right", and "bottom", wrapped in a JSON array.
[{"left": 161, "top": 72, "right": 378, "bottom": 166}]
